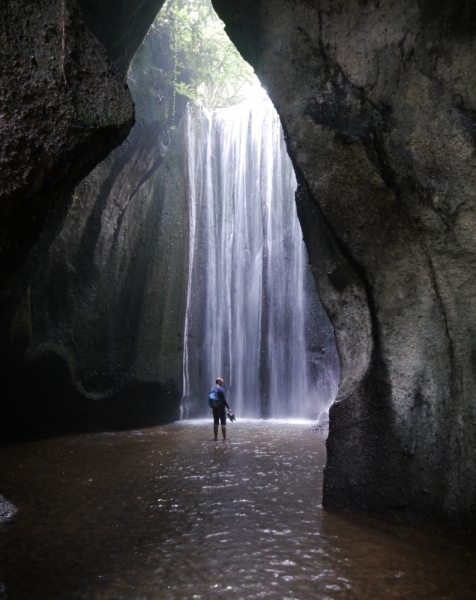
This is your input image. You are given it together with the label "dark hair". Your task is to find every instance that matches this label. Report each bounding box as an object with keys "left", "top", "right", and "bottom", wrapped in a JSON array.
[{"left": 216, "top": 377, "right": 223, "bottom": 385}]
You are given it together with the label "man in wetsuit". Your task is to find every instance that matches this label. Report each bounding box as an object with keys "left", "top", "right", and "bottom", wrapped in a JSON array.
[{"left": 210, "top": 377, "right": 231, "bottom": 441}]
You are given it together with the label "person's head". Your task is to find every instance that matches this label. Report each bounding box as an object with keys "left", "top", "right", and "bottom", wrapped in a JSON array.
[{"left": 216, "top": 377, "right": 224, "bottom": 386}]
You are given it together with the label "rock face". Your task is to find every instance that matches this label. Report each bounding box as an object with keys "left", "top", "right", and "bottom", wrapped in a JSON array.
[
  {"left": 0, "top": 496, "right": 18, "bottom": 522},
  {"left": 212, "top": 0, "right": 476, "bottom": 533},
  {"left": 1, "top": 21, "right": 189, "bottom": 440},
  {"left": 14, "top": 119, "right": 188, "bottom": 438},
  {"left": 0, "top": 0, "right": 134, "bottom": 353},
  {"left": 4, "top": 127, "right": 189, "bottom": 437},
  {"left": 78, "top": 0, "right": 166, "bottom": 75}
]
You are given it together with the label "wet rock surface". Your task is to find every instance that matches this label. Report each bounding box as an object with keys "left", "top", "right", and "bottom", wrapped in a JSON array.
[
  {"left": 0, "top": 26, "right": 188, "bottom": 441},
  {"left": 0, "top": 0, "right": 134, "bottom": 354},
  {"left": 311, "top": 421, "right": 329, "bottom": 436},
  {"left": 3, "top": 135, "right": 188, "bottom": 437},
  {"left": 0, "top": 496, "right": 18, "bottom": 521},
  {"left": 212, "top": 0, "right": 476, "bottom": 533},
  {"left": 79, "top": 0, "right": 166, "bottom": 75}
]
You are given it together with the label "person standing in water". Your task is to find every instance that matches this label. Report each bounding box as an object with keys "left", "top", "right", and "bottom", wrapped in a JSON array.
[{"left": 210, "top": 377, "right": 231, "bottom": 441}]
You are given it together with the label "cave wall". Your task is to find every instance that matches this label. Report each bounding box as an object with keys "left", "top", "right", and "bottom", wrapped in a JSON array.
[
  {"left": 0, "top": 0, "right": 136, "bottom": 350},
  {"left": 11, "top": 118, "right": 189, "bottom": 438},
  {"left": 1, "top": 19, "right": 189, "bottom": 440},
  {"left": 212, "top": 0, "right": 476, "bottom": 533},
  {"left": 0, "top": 0, "right": 166, "bottom": 361},
  {"left": 78, "top": 0, "right": 166, "bottom": 75}
]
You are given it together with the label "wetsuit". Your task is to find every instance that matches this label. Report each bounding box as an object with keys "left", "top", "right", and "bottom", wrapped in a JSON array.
[{"left": 210, "top": 385, "right": 229, "bottom": 425}]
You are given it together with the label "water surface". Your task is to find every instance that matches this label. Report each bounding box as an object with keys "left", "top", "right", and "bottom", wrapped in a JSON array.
[{"left": 0, "top": 420, "right": 475, "bottom": 599}]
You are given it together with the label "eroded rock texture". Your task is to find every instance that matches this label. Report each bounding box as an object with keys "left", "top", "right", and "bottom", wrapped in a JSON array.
[
  {"left": 79, "top": 0, "right": 166, "bottom": 75},
  {"left": 2, "top": 21, "right": 188, "bottom": 440},
  {"left": 0, "top": 0, "right": 134, "bottom": 351},
  {"left": 213, "top": 0, "right": 476, "bottom": 533},
  {"left": 0, "top": 496, "right": 18, "bottom": 522}
]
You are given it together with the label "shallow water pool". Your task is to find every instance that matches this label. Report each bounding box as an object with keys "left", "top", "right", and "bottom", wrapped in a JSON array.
[{"left": 0, "top": 420, "right": 475, "bottom": 599}]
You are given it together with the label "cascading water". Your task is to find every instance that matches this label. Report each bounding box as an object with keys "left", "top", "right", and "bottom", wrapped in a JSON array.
[{"left": 182, "top": 91, "right": 338, "bottom": 419}]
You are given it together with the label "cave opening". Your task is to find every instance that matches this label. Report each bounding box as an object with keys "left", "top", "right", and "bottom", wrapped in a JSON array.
[{"left": 137, "top": 0, "right": 341, "bottom": 421}]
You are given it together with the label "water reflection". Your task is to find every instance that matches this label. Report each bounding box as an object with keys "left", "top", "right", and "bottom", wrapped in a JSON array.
[{"left": 0, "top": 421, "right": 475, "bottom": 599}]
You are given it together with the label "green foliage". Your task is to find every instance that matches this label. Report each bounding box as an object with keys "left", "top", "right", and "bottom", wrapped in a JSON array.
[
  {"left": 128, "top": 0, "right": 259, "bottom": 129},
  {"left": 153, "top": 0, "right": 259, "bottom": 110},
  {"left": 173, "top": 81, "right": 198, "bottom": 101}
]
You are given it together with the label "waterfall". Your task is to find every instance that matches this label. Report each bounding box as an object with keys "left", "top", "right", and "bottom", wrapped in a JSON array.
[{"left": 182, "top": 92, "right": 338, "bottom": 419}]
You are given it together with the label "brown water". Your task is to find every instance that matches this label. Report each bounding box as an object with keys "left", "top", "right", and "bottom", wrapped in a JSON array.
[{"left": 0, "top": 420, "right": 475, "bottom": 600}]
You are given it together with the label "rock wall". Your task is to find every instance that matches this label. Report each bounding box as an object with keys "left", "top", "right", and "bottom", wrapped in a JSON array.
[
  {"left": 0, "top": 0, "right": 135, "bottom": 347},
  {"left": 213, "top": 0, "right": 476, "bottom": 533},
  {"left": 78, "top": 0, "right": 166, "bottom": 75},
  {"left": 79, "top": 0, "right": 165, "bottom": 75},
  {"left": 1, "top": 19, "right": 189, "bottom": 440},
  {"left": 15, "top": 119, "right": 188, "bottom": 438}
]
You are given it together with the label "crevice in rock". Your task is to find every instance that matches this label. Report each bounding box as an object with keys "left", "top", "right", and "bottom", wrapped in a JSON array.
[{"left": 425, "top": 251, "right": 456, "bottom": 384}]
